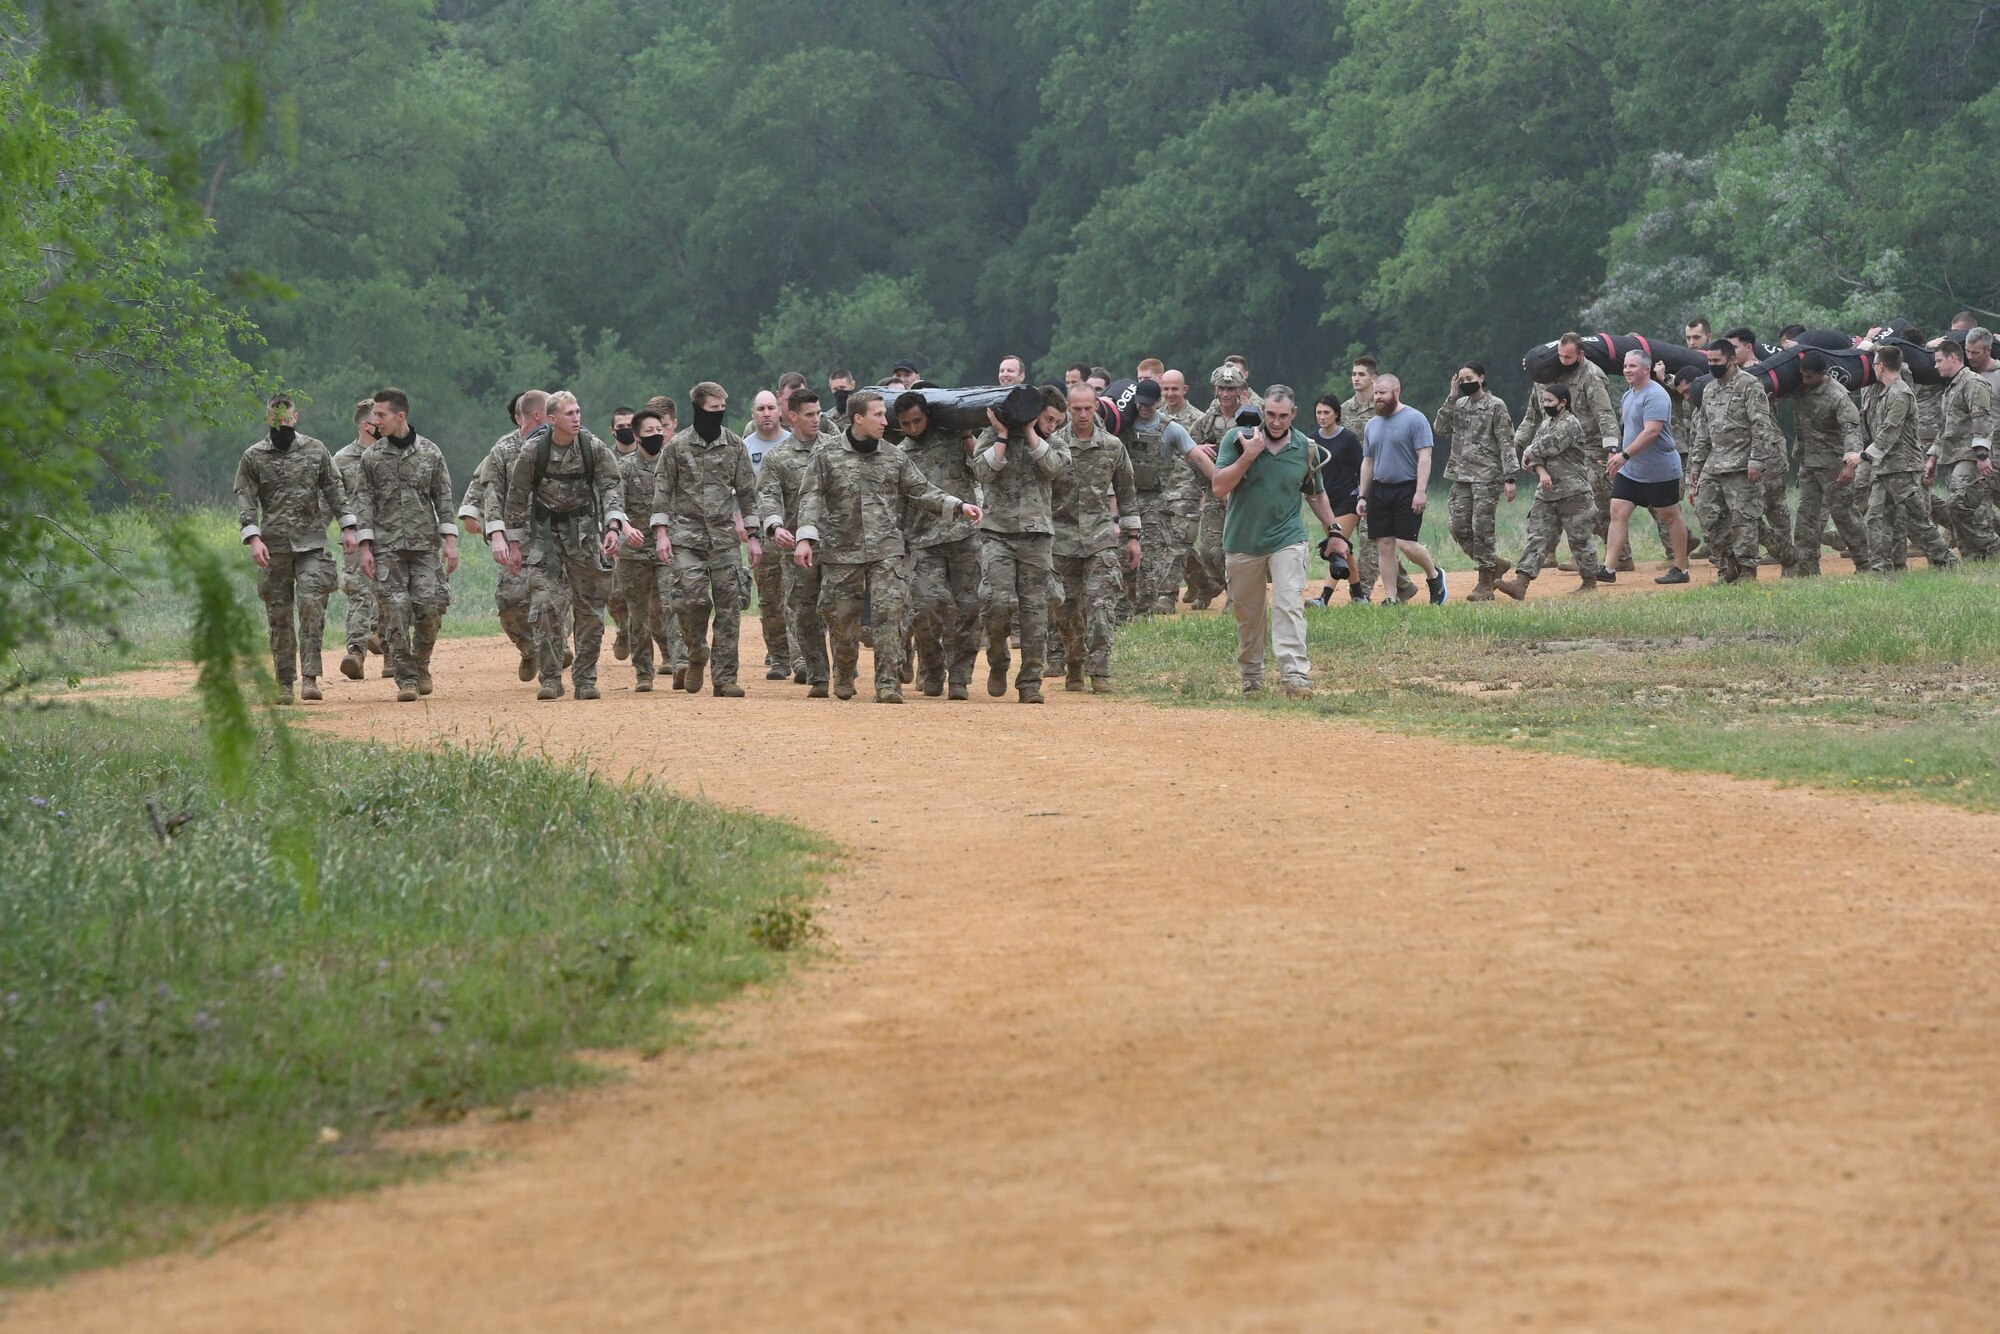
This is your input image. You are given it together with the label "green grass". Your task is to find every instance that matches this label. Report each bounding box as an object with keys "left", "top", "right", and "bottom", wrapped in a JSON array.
[
  {"left": 0, "top": 703, "right": 829, "bottom": 1285},
  {"left": 1118, "top": 561, "right": 2000, "bottom": 810}
]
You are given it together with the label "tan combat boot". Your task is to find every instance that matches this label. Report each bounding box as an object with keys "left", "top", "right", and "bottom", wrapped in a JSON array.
[
  {"left": 340, "top": 650, "right": 365, "bottom": 680},
  {"left": 1465, "top": 569, "right": 1496, "bottom": 602},
  {"left": 1493, "top": 571, "right": 1531, "bottom": 600},
  {"left": 1065, "top": 662, "right": 1086, "bottom": 692},
  {"left": 299, "top": 678, "right": 322, "bottom": 702}
]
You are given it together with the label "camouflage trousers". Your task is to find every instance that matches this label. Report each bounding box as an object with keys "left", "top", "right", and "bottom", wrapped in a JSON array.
[
  {"left": 1515, "top": 491, "right": 1598, "bottom": 580},
  {"left": 1866, "top": 471, "right": 1956, "bottom": 572},
  {"left": 1446, "top": 480, "right": 1504, "bottom": 573},
  {"left": 785, "top": 557, "right": 828, "bottom": 685},
  {"left": 527, "top": 542, "right": 613, "bottom": 690},
  {"left": 1944, "top": 459, "right": 2000, "bottom": 558},
  {"left": 981, "top": 531, "right": 1053, "bottom": 687},
  {"left": 616, "top": 559, "right": 684, "bottom": 684},
  {"left": 1126, "top": 496, "right": 1179, "bottom": 617},
  {"left": 674, "top": 547, "right": 745, "bottom": 687},
  {"left": 259, "top": 548, "right": 338, "bottom": 684},
  {"left": 1791, "top": 465, "right": 1869, "bottom": 576},
  {"left": 1150, "top": 505, "right": 1195, "bottom": 612},
  {"left": 821, "top": 559, "right": 907, "bottom": 692},
  {"left": 1054, "top": 547, "right": 1124, "bottom": 678},
  {"left": 1758, "top": 470, "right": 1797, "bottom": 568},
  {"left": 371, "top": 547, "right": 450, "bottom": 688},
  {"left": 1540, "top": 469, "right": 1612, "bottom": 564},
  {"left": 1690, "top": 472, "right": 1761, "bottom": 581},
  {"left": 495, "top": 564, "right": 536, "bottom": 659},
  {"left": 908, "top": 536, "right": 981, "bottom": 689},
  {"left": 1188, "top": 498, "right": 1226, "bottom": 607},
  {"left": 339, "top": 549, "right": 377, "bottom": 654},
  {"left": 753, "top": 544, "right": 792, "bottom": 670}
]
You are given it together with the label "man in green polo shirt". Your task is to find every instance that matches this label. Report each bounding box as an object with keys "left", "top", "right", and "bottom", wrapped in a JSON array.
[{"left": 1203, "top": 385, "right": 1347, "bottom": 699}]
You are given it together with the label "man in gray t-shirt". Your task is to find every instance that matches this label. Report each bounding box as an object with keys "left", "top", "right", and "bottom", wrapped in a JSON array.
[
  {"left": 1355, "top": 375, "right": 1448, "bottom": 604},
  {"left": 1605, "top": 349, "right": 1691, "bottom": 581}
]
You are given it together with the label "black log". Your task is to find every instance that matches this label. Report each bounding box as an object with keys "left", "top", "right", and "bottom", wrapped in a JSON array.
[
  {"left": 1097, "top": 377, "right": 1139, "bottom": 436},
  {"left": 1737, "top": 343, "right": 1877, "bottom": 399},
  {"left": 892, "top": 383, "right": 1046, "bottom": 435},
  {"left": 1522, "top": 332, "right": 1710, "bottom": 384}
]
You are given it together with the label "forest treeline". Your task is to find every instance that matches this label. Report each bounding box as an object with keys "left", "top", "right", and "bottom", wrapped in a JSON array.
[{"left": 23, "top": 0, "right": 2000, "bottom": 498}]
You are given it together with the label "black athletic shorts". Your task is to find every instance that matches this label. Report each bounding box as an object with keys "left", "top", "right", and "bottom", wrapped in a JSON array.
[
  {"left": 1610, "top": 473, "right": 1682, "bottom": 509},
  {"left": 1365, "top": 479, "right": 1423, "bottom": 541}
]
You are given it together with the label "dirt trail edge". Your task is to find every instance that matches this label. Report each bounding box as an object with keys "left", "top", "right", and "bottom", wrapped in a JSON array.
[{"left": 12, "top": 631, "right": 2000, "bottom": 1332}]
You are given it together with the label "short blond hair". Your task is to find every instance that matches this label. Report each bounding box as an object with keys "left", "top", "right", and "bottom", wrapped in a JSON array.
[
  {"left": 545, "top": 389, "right": 579, "bottom": 414},
  {"left": 690, "top": 381, "right": 726, "bottom": 409}
]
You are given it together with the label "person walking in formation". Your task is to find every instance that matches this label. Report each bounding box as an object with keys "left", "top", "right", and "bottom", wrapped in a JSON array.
[
  {"left": 1431, "top": 361, "right": 1516, "bottom": 601},
  {"left": 354, "top": 388, "right": 457, "bottom": 703},
  {"left": 973, "top": 387, "right": 1068, "bottom": 703},
  {"left": 663, "top": 382, "right": 763, "bottom": 697},
  {"left": 332, "top": 398, "right": 387, "bottom": 681},
  {"left": 1048, "top": 380, "right": 1142, "bottom": 694},
  {"left": 234, "top": 393, "right": 358, "bottom": 702},
  {"left": 1495, "top": 384, "right": 1603, "bottom": 597},
  {"left": 1686, "top": 339, "right": 1785, "bottom": 583}
]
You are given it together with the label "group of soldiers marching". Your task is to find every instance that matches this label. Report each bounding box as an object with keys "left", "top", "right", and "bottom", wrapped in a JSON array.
[{"left": 235, "top": 322, "right": 1994, "bottom": 704}]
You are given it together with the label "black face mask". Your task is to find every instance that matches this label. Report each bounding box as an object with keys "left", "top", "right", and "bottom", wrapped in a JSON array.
[
  {"left": 848, "top": 427, "right": 878, "bottom": 455},
  {"left": 613, "top": 425, "right": 636, "bottom": 445},
  {"left": 832, "top": 388, "right": 852, "bottom": 416},
  {"left": 269, "top": 424, "right": 297, "bottom": 450},
  {"left": 1710, "top": 363, "right": 1731, "bottom": 380},
  {"left": 638, "top": 433, "right": 664, "bottom": 456},
  {"left": 1459, "top": 380, "right": 1480, "bottom": 396},
  {"left": 693, "top": 406, "right": 726, "bottom": 443}
]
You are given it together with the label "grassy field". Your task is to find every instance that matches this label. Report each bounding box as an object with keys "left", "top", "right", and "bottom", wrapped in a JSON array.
[
  {"left": 1118, "top": 562, "right": 2000, "bottom": 811},
  {"left": 0, "top": 703, "right": 828, "bottom": 1285}
]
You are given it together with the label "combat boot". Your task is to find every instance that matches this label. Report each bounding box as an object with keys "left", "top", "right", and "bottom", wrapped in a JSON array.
[
  {"left": 1555, "top": 558, "right": 1577, "bottom": 573},
  {"left": 713, "top": 682, "right": 746, "bottom": 698},
  {"left": 1465, "top": 570, "right": 1496, "bottom": 602},
  {"left": 766, "top": 664, "right": 789, "bottom": 681},
  {"left": 398, "top": 684, "right": 420, "bottom": 703},
  {"left": 1395, "top": 570, "right": 1420, "bottom": 601},
  {"left": 1018, "top": 683, "right": 1045, "bottom": 704},
  {"left": 986, "top": 655, "right": 1010, "bottom": 697},
  {"left": 947, "top": 682, "right": 969, "bottom": 701},
  {"left": 1090, "top": 675, "right": 1112, "bottom": 694},
  {"left": 672, "top": 666, "right": 687, "bottom": 690},
  {"left": 683, "top": 659, "right": 705, "bottom": 693},
  {"left": 1065, "top": 662, "right": 1085, "bottom": 692},
  {"left": 340, "top": 649, "right": 365, "bottom": 680},
  {"left": 273, "top": 681, "right": 296, "bottom": 706},
  {"left": 536, "top": 682, "right": 561, "bottom": 701},
  {"left": 299, "top": 678, "right": 322, "bottom": 702},
  {"left": 833, "top": 674, "right": 856, "bottom": 701},
  {"left": 1494, "top": 571, "right": 1531, "bottom": 600},
  {"left": 366, "top": 633, "right": 384, "bottom": 656},
  {"left": 876, "top": 686, "right": 904, "bottom": 704},
  {"left": 517, "top": 652, "right": 537, "bottom": 682},
  {"left": 612, "top": 629, "right": 629, "bottom": 660},
  {"left": 807, "top": 682, "right": 829, "bottom": 698},
  {"left": 1569, "top": 572, "right": 1599, "bottom": 594},
  {"left": 416, "top": 671, "right": 433, "bottom": 696},
  {"left": 921, "top": 676, "right": 945, "bottom": 698},
  {"left": 1616, "top": 550, "right": 1636, "bottom": 573},
  {"left": 379, "top": 658, "right": 394, "bottom": 679},
  {"left": 575, "top": 683, "right": 601, "bottom": 700},
  {"left": 792, "top": 666, "right": 807, "bottom": 684},
  {"left": 635, "top": 677, "right": 653, "bottom": 693},
  {"left": 899, "top": 655, "right": 914, "bottom": 685}
]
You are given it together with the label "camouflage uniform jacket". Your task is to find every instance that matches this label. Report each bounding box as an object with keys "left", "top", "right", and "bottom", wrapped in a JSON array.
[
  {"left": 1123, "top": 411, "right": 1190, "bottom": 497},
  {"left": 1050, "top": 423, "right": 1142, "bottom": 560},
  {"left": 795, "top": 437, "right": 966, "bottom": 565},
  {"left": 1934, "top": 366, "right": 1994, "bottom": 465},
  {"left": 459, "top": 430, "right": 532, "bottom": 538},
  {"left": 500, "top": 426, "right": 626, "bottom": 542},
  {"left": 355, "top": 432, "right": 454, "bottom": 552},
  {"left": 234, "top": 434, "right": 352, "bottom": 551},
  {"left": 618, "top": 444, "right": 677, "bottom": 565},
  {"left": 1670, "top": 394, "right": 1696, "bottom": 458},
  {"left": 897, "top": 424, "right": 981, "bottom": 549},
  {"left": 1513, "top": 359, "right": 1619, "bottom": 458},
  {"left": 332, "top": 438, "right": 371, "bottom": 521},
  {"left": 756, "top": 429, "right": 830, "bottom": 535},
  {"left": 1791, "top": 380, "right": 1864, "bottom": 469},
  {"left": 1434, "top": 392, "right": 1517, "bottom": 483},
  {"left": 1864, "top": 377, "right": 1924, "bottom": 473},
  {"left": 1163, "top": 402, "right": 1208, "bottom": 511},
  {"left": 1520, "top": 413, "right": 1594, "bottom": 502},
  {"left": 971, "top": 425, "right": 1070, "bottom": 536},
  {"left": 1914, "top": 381, "right": 1944, "bottom": 445},
  {"left": 1688, "top": 371, "right": 1784, "bottom": 477},
  {"left": 660, "top": 426, "right": 761, "bottom": 554}
]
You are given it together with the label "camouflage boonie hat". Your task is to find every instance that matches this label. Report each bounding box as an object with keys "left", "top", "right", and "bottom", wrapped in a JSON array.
[{"left": 1210, "top": 364, "right": 1248, "bottom": 389}]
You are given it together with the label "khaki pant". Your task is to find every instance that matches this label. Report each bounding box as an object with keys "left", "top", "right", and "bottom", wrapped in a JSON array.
[{"left": 1225, "top": 543, "right": 1310, "bottom": 690}]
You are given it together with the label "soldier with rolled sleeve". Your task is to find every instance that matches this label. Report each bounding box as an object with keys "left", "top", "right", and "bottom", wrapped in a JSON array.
[
  {"left": 500, "top": 390, "right": 631, "bottom": 701},
  {"left": 779, "top": 390, "right": 979, "bottom": 704},
  {"left": 1049, "top": 381, "right": 1141, "bottom": 694},
  {"left": 1926, "top": 338, "right": 1998, "bottom": 560},
  {"left": 234, "top": 393, "right": 357, "bottom": 702},
  {"left": 353, "top": 388, "right": 457, "bottom": 702}
]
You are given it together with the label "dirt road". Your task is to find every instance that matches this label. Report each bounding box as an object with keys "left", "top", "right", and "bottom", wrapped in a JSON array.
[{"left": 12, "top": 619, "right": 2000, "bottom": 1331}]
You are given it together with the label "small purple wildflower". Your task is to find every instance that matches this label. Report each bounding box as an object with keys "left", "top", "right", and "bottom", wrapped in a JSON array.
[{"left": 29, "top": 796, "right": 47, "bottom": 809}]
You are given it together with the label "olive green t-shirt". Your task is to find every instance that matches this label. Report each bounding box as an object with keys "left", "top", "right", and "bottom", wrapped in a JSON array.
[{"left": 1217, "top": 427, "right": 1324, "bottom": 556}]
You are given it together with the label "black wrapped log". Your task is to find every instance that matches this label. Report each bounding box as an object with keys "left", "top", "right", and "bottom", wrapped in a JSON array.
[
  {"left": 1522, "top": 332, "right": 1710, "bottom": 384},
  {"left": 891, "top": 383, "right": 1046, "bottom": 434},
  {"left": 1096, "top": 377, "right": 1139, "bottom": 437},
  {"left": 1739, "top": 342, "right": 1877, "bottom": 399},
  {"left": 1794, "top": 328, "right": 1857, "bottom": 352}
]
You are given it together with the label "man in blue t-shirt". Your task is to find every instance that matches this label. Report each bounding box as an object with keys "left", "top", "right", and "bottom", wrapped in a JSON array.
[
  {"left": 1355, "top": 374, "right": 1448, "bottom": 604},
  {"left": 1604, "top": 349, "right": 1691, "bottom": 584}
]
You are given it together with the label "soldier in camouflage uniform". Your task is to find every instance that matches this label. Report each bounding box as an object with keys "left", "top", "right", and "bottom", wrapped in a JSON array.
[
  {"left": 1856, "top": 346, "right": 1956, "bottom": 572},
  {"left": 502, "top": 391, "right": 630, "bottom": 701},
  {"left": 1121, "top": 380, "right": 1194, "bottom": 619},
  {"left": 785, "top": 390, "right": 976, "bottom": 703},
  {"left": 1050, "top": 382, "right": 1142, "bottom": 693},
  {"left": 1494, "top": 385, "right": 1601, "bottom": 597},
  {"left": 892, "top": 392, "right": 985, "bottom": 700},
  {"left": 662, "top": 382, "right": 763, "bottom": 697},
  {"left": 1666, "top": 368, "right": 1706, "bottom": 558},
  {"left": 616, "top": 409, "right": 684, "bottom": 692},
  {"left": 332, "top": 399, "right": 386, "bottom": 681},
  {"left": 1157, "top": 370, "right": 1206, "bottom": 611},
  {"left": 1926, "top": 339, "right": 1998, "bottom": 559},
  {"left": 759, "top": 389, "right": 832, "bottom": 693},
  {"left": 1515, "top": 334, "right": 1623, "bottom": 570},
  {"left": 458, "top": 391, "right": 549, "bottom": 681},
  {"left": 353, "top": 388, "right": 457, "bottom": 703},
  {"left": 1343, "top": 357, "right": 1418, "bottom": 602},
  {"left": 1788, "top": 352, "right": 1870, "bottom": 577},
  {"left": 1432, "top": 364, "right": 1516, "bottom": 600},
  {"left": 1685, "top": 343, "right": 1786, "bottom": 583},
  {"left": 234, "top": 394, "right": 357, "bottom": 702},
  {"left": 1189, "top": 365, "right": 1253, "bottom": 608},
  {"left": 973, "top": 385, "right": 1070, "bottom": 703}
]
